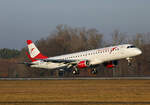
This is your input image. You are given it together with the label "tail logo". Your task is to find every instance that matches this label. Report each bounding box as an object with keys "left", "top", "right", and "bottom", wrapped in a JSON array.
[
  {"left": 31, "top": 48, "right": 35, "bottom": 53},
  {"left": 26, "top": 40, "right": 48, "bottom": 62}
]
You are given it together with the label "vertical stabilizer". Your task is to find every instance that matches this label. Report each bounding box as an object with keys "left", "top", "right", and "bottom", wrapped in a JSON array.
[{"left": 26, "top": 40, "right": 48, "bottom": 62}]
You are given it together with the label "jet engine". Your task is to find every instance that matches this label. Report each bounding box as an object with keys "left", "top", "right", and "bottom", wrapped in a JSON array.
[{"left": 77, "top": 60, "right": 89, "bottom": 68}]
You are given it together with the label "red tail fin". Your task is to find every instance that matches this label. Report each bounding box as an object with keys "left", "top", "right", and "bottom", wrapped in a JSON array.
[{"left": 26, "top": 40, "right": 48, "bottom": 62}]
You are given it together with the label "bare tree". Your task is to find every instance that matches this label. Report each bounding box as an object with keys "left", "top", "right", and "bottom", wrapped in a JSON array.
[{"left": 112, "top": 30, "right": 127, "bottom": 45}]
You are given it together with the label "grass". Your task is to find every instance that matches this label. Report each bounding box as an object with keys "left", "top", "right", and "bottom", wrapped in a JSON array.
[{"left": 0, "top": 79, "right": 150, "bottom": 105}]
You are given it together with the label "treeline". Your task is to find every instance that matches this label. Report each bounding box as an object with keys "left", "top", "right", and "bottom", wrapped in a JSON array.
[
  {"left": 36, "top": 25, "right": 103, "bottom": 57},
  {"left": 0, "top": 25, "right": 150, "bottom": 77},
  {"left": 0, "top": 48, "right": 20, "bottom": 59}
]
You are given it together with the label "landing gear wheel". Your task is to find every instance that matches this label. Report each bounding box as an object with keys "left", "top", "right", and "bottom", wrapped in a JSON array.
[
  {"left": 72, "top": 67, "right": 80, "bottom": 75},
  {"left": 91, "top": 68, "right": 97, "bottom": 74},
  {"left": 72, "top": 70, "right": 77, "bottom": 75}
]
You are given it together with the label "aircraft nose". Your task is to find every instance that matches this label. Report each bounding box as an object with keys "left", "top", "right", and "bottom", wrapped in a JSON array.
[{"left": 136, "top": 49, "right": 142, "bottom": 55}]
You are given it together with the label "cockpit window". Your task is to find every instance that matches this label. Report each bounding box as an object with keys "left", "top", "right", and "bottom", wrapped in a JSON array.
[{"left": 127, "top": 45, "right": 136, "bottom": 48}]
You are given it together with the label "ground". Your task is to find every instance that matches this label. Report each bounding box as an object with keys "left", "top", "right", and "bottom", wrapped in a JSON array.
[{"left": 0, "top": 79, "right": 150, "bottom": 105}]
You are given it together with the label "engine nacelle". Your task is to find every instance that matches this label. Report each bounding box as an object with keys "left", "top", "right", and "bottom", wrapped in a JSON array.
[
  {"left": 77, "top": 60, "right": 89, "bottom": 68},
  {"left": 103, "top": 60, "right": 118, "bottom": 68}
]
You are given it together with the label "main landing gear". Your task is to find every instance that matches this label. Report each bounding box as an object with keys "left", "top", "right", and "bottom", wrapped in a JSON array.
[
  {"left": 72, "top": 67, "right": 98, "bottom": 75},
  {"left": 72, "top": 67, "right": 80, "bottom": 75},
  {"left": 91, "top": 68, "right": 98, "bottom": 75}
]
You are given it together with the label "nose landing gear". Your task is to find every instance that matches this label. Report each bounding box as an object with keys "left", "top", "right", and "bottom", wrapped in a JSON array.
[{"left": 126, "top": 57, "right": 132, "bottom": 66}]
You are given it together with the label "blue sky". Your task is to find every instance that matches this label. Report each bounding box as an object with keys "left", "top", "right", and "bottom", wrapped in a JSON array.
[{"left": 0, "top": 0, "right": 150, "bottom": 49}]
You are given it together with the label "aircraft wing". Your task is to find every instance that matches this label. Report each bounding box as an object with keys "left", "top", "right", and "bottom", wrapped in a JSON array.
[
  {"left": 39, "top": 59, "right": 78, "bottom": 64},
  {"left": 39, "top": 58, "right": 90, "bottom": 69}
]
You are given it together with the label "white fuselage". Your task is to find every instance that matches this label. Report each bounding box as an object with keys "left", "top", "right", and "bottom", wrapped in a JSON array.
[{"left": 31, "top": 44, "right": 142, "bottom": 69}]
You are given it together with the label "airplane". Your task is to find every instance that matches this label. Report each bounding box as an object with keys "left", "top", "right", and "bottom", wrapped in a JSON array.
[{"left": 23, "top": 40, "right": 142, "bottom": 75}]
